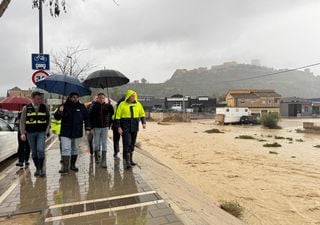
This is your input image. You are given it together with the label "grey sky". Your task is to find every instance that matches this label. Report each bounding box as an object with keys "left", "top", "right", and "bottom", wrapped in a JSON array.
[{"left": 1, "top": 0, "right": 320, "bottom": 96}]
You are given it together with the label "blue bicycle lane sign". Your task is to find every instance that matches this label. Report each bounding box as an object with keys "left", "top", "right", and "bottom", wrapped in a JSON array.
[{"left": 32, "top": 53, "right": 50, "bottom": 70}]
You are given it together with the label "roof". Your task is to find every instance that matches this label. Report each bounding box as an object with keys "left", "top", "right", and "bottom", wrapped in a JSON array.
[
  {"left": 8, "top": 86, "right": 21, "bottom": 91},
  {"left": 281, "top": 97, "right": 311, "bottom": 103},
  {"left": 227, "top": 89, "right": 281, "bottom": 99}
]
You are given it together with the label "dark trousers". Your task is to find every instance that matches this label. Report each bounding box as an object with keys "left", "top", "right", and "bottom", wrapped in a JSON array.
[
  {"left": 17, "top": 131, "right": 30, "bottom": 163},
  {"left": 87, "top": 133, "right": 94, "bottom": 155},
  {"left": 122, "top": 131, "right": 138, "bottom": 156},
  {"left": 113, "top": 127, "right": 121, "bottom": 155}
]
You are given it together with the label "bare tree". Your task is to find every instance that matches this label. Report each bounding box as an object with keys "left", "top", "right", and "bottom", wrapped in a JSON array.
[
  {"left": 32, "top": 0, "right": 66, "bottom": 17},
  {"left": 51, "top": 45, "right": 96, "bottom": 78}
]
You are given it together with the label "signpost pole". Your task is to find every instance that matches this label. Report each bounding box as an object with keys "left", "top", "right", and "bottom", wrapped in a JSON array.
[{"left": 39, "top": 0, "right": 43, "bottom": 54}]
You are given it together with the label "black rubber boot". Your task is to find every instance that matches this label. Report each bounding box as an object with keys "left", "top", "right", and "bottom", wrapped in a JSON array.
[
  {"left": 125, "top": 153, "right": 132, "bottom": 170},
  {"left": 130, "top": 152, "right": 137, "bottom": 166},
  {"left": 38, "top": 158, "right": 46, "bottom": 177},
  {"left": 94, "top": 151, "right": 99, "bottom": 163},
  {"left": 70, "top": 155, "right": 79, "bottom": 172},
  {"left": 59, "top": 156, "right": 69, "bottom": 174},
  {"left": 32, "top": 157, "right": 40, "bottom": 177}
]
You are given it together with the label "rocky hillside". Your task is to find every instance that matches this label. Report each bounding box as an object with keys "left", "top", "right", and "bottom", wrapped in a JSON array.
[{"left": 111, "top": 62, "right": 320, "bottom": 98}]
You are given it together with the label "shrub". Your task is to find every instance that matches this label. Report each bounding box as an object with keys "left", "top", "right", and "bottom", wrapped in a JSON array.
[
  {"left": 263, "top": 142, "right": 282, "bottom": 147},
  {"left": 220, "top": 200, "right": 244, "bottom": 218},
  {"left": 236, "top": 135, "right": 255, "bottom": 140},
  {"left": 261, "top": 113, "right": 281, "bottom": 129}
]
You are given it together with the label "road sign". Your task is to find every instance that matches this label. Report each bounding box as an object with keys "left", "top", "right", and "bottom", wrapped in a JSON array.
[
  {"left": 32, "top": 53, "right": 50, "bottom": 70},
  {"left": 32, "top": 70, "right": 49, "bottom": 84}
]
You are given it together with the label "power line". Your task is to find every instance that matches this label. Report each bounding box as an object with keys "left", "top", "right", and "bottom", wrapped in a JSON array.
[{"left": 217, "top": 62, "right": 320, "bottom": 84}]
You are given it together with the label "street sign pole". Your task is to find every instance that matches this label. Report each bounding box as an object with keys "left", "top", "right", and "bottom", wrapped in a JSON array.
[{"left": 39, "top": 0, "right": 43, "bottom": 54}]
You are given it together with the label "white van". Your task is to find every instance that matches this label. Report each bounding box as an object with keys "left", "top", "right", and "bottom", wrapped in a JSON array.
[{"left": 215, "top": 107, "right": 251, "bottom": 124}]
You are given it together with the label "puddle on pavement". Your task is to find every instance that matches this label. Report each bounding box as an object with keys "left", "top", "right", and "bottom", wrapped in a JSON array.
[{"left": 0, "top": 212, "right": 40, "bottom": 225}]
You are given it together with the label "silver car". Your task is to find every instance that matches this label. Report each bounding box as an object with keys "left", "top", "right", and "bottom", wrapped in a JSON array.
[{"left": 0, "top": 118, "right": 17, "bottom": 162}]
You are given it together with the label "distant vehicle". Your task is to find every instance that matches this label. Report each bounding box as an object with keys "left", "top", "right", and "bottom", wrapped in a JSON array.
[
  {"left": 240, "top": 115, "right": 258, "bottom": 125},
  {"left": 0, "top": 118, "right": 17, "bottom": 162},
  {"left": 215, "top": 107, "right": 251, "bottom": 124}
]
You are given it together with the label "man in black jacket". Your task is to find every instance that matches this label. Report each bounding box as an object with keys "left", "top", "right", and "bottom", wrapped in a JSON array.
[
  {"left": 89, "top": 93, "right": 114, "bottom": 167},
  {"left": 54, "top": 92, "right": 90, "bottom": 174}
]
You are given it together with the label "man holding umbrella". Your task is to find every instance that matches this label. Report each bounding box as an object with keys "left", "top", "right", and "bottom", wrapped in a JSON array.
[
  {"left": 20, "top": 91, "right": 50, "bottom": 177},
  {"left": 54, "top": 92, "right": 90, "bottom": 174},
  {"left": 115, "top": 90, "right": 146, "bottom": 169}
]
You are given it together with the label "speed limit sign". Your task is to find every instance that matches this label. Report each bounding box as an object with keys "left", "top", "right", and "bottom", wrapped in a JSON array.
[{"left": 32, "top": 70, "right": 49, "bottom": 84}]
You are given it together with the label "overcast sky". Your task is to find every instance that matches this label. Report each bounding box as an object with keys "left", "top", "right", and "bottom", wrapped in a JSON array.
[{"left": 1, "top": 0, "right": 320, "bottom": 96}]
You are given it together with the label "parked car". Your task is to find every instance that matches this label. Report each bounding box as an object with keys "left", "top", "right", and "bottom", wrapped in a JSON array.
[
  {"left": 0, "top": 118, "right": 17, "bottom": 162},
  {"left": 240, "top": 115, "right": 258, "bottom": 125}
]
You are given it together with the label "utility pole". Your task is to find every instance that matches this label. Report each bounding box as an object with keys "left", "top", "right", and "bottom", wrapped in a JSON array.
[
  {"left": 0, "top": 0, "right": 12, "bottom": 17},
  {"left": 39, "top": 0, "right": 43, "bottom": 54}
]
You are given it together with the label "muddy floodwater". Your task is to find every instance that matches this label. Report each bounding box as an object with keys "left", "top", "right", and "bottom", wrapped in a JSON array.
[{"left": 138, "top": 118, "right": 320, "bottom": 225}]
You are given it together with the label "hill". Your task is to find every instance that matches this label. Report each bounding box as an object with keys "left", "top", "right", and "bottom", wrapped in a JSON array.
[{"left": 111, "top": 62, "right": 320, "bottom": 99}]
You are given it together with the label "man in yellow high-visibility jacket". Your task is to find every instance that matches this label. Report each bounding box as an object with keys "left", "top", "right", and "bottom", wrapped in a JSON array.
[{"left": 115, "top": 90, "right": 146, "bottom": 169}]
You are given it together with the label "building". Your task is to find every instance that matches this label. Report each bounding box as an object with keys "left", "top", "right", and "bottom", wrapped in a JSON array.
[
  {"left": 226, "top": 89, "right": 281, "bottom": 117},
  {"left": 165, "top": 94, "right": 216, "bottom": 112},
  {"left": 189, "top": 96, "right": 216, "bottom": 113},
  {"left": 7, "top": 87, "right": 33, "bottom": 98},
  {"left": 165, "top": 94, "right": 190, "bottom": 111},
  {"left": 280, "top": 97, "right": 312, "bottom": 117},
  {"left": 138, "top": 96, "right": 165, "bottom": 111}
]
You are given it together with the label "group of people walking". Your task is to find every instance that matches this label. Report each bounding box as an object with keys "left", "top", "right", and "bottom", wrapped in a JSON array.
[{"left": 16, "top": 89, "right": 146, "bottom": 177}]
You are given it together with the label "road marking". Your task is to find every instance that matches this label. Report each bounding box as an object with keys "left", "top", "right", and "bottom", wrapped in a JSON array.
[
  {"left": 45, "top": 199, "right": 165, "bottom": 222},
  {"left": 0, "top": 166, "right": 16, "bottom": 182},
  {"left": 0, "top": 181, "right": 18, "bottom": 204},
  {"left": 49, "top": 190, "right": 157, "bottom": 209},
  {"left": 46, "top": 136, "right": 58, "bottom": 151}
]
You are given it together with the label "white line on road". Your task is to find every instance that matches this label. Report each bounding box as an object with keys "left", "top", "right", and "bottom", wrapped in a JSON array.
[
  {"left": 0, "top": 181, "right": 18, "bottom": 204},
  {"left": 0, "top": 166, "right": 16, "bottom": 182},
  {"left": 49, "top": 190, "right": 157, "bottom": 209},
  {"left": 45, "top": 199, "right": 165, "bottom": 222}
]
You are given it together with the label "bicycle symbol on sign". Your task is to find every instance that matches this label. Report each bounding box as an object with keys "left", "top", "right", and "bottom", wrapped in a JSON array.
[{"left": 33, "top": 55, "right": 47, "bottom": 62}]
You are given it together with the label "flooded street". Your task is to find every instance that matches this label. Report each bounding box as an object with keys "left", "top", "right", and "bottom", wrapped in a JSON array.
[{"left": 138, "top": 119, "right": 320, "bottom": 225}]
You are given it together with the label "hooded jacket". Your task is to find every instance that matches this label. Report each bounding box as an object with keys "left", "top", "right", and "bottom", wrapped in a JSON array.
[
  {"left": 115, "top": 90, "right": 146, "bottom": 132},
  {"left": 54, "top": 99, "right": 89, "bottom": 138}
]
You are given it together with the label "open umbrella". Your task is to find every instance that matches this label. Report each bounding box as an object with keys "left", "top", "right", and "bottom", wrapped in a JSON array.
[
  {"left": 36, "top": 74, "right": 91, "bottom": 97},
  {"left": 0, "top": 96, "right": 32, "bottom": 111},
  {"left": 83, "top": 69, "right": 129, "bottom": 97}
]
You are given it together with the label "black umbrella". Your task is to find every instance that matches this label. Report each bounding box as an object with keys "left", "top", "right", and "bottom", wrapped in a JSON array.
[{"left": 83, "top": 69, "right": 129, "bottom": 97}]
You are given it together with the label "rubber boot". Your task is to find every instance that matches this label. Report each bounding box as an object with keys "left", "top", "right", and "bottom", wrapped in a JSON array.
[
  {"left": 101, "top": 151, "right": 107, "bottom": 168},
  {"left": 59, "top": 156, "right": 69, "bottom": 174},
  {"left": 94, "top": 151, "right": 99, "bottom": 163},
  {"left": 70, "top": 155, "right": 79, "bottom": 172},
  {"left": 125, "top": 153, "right": 132, "bottom": 170},
  {"left": 32, "top": 157, "right": 40, "bottom": 177},
  {"left": 38, "top": 158, "right": 46, "bottom": 177},
  {"left": 130, "top": 152, "right": 137, "bottom": 166}
]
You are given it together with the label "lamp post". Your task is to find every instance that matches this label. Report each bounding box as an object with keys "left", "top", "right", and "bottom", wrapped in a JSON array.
[
  {"left": 67, "top": 55, "right": 72, "bottom": 76},
  {"left": 38, "top": 0, "right": 43, "bottom": 54},
  {"left": 67, "top": 48, "right": 89, "bottom": 76}
]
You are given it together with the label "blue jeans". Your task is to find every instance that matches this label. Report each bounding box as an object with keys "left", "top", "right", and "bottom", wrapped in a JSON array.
[
  {"left": 93, "top": 128, "right": 108, "bottom": 152},
  {"left": 27, "top": 132, "right": 46, "bottom": 159},
  {"left": 60, "top": 137, "right": 81, "bottom": 156}
]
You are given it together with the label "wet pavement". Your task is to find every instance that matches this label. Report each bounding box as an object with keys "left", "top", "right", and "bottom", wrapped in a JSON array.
[{"left": 0, "top": 136, "right": 184, "bottom": 225}]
